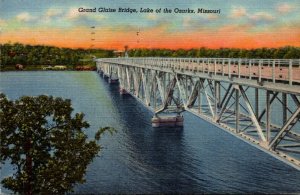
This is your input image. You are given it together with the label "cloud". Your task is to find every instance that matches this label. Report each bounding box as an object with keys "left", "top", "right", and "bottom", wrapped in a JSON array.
[
  {"left": 219, "top": 24, "right": 253, "bottom": 33},
  {"left": 45, "top": 8, "right": 63, "bottom": 17},
  {"left": 89, "top": 14, "right": 107, "bottom": 21},
  {"left": 0, "top": 18, "right": 6, "bottom": 26},
  {"left": 146, "top": 13, "right": 157, "bottom": 20},
  {"left": 276, "top": 3, "right": 295, "bottom": 14},
  {"left": 230, "top": 6, "right": 247, "bottom": 18},
  {"left": 249, "top": 12, "right": 274, "bottom": 21},
  {"left": 206, "top": 14, "right": 219, "bottom": 20},
  {"left": 66, "top": 7, "right": 82, "bottom": 19},
  {"left": 16, "top": 12, "right": 34, "bottom": 22},
  {"left": 229, "top": 6, "right": 274, "bottom": 24},
  {"left": 183, "top": 16, "right": 192, "bottom": 27},
  {"left": 65, "top": 7, "right": 106, "bottom": 21},
  {"left": 196, "top": 12, "right": 219, "bottom": 20}
]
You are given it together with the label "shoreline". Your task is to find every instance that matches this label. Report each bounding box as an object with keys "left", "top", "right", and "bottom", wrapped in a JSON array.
[
  {"left": 0, "top": 70, "right": 96, "bottom": 72},
  {"left": 0, "top": 65, "right": 96, "bottom": 72}
]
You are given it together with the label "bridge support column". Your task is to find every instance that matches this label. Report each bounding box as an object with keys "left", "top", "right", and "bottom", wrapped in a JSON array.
[
  {"left": 235, "top": 88, "right": 240, "bottom": 133},
  {"left": 198, "top": 81, "right": 201, "bottom": 113},
  {"left": 282, "top": 93, "right": 287, "bottom": 124},
  {"left": 266, "top": 90, "right": 271, "bottom": 142},
  {"left": 255, "top": 88, "right": 259, "bottom": 119},
  {"left": 214, "top": 81, "right": 220, "bottom": 119}
]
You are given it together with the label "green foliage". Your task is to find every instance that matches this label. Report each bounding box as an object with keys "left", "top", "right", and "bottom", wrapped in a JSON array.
[
  {"left": 95, "top": 127, "right": 116, "bottom": 141},
  {"left": 0, "top": 43, "right": 114, "bottom": 68},
  {"left": 0, "top": 93, "right": 114, "bottom": 194},
  {"left": 128, "top": 46, "right": 300, "bottom": 59},
  {"left": 1, "top": 43, "right": 299, "bottom": 70}
]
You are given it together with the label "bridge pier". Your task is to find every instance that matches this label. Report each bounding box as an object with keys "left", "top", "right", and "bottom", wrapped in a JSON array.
[
  {"left": 151, "top": 115, "right": 184, "bottom": 127},
  {"left": 108, "top": 77, "right": 118, "bottom": 84},
  {"left": 119, "top": 87, "right": 128, "bottom": 95}
]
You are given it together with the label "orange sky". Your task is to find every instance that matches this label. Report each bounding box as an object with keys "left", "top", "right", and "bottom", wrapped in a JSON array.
[
  {"left": 1, "top": 0, "right": 300, "bottom": 49},
  {"left": 1, "top": 26, "right": 299, "bottom": 49}
]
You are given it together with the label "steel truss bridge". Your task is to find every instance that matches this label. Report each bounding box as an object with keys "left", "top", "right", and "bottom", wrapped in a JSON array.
[{"left": 96, "top": 57, "right": 300, "bottom": 170}]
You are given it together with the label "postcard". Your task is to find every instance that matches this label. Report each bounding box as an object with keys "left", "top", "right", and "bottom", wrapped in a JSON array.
[{"left": 0, "top": 0, "right": 300, "bottom": 194}]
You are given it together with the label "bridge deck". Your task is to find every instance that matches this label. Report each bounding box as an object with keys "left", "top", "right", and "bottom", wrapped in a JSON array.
[{"left": 99, "top": 57, "right": 300, "bottom": 85}]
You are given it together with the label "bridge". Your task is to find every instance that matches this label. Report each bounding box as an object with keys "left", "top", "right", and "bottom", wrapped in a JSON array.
[{"left": 96, "top": 57, "right": 300, "bottom": 170}]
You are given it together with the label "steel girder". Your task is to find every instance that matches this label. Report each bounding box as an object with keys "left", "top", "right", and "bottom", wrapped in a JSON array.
[{"left": 96, "top": 59, "right": 300, "bottom": 170}]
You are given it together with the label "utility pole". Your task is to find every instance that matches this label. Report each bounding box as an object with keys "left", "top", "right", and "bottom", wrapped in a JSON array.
[
  {"left": 90, "top": 26, "right": 95, "bottom": 59},
  {"left": 0, "top": 28, "right": 2, "bottom": 69}
]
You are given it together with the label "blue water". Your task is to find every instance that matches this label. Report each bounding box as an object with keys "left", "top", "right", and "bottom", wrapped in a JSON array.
[{"left": 1, "top": 71, "right": 300, "bottom": 194}]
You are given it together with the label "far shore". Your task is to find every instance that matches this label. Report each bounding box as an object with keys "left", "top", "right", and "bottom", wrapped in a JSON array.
[{"left": 0, "top": 65, "right": 96, "bottom": 71}]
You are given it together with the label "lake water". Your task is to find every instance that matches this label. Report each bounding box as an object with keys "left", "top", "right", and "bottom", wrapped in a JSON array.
[{"left": 1, "top": 71, "right": 300, "bottom": 194}]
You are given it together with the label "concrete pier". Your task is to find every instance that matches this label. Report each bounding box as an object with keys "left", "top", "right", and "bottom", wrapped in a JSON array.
[
  {"left": 108, "top": 78, "right": 119, "bottom": 84},
  {"left": 119, "top": 87, "right": 128, "bottom": 95},
  {"left": 151, "top": 115, "right": 184, "bottom": 127}
]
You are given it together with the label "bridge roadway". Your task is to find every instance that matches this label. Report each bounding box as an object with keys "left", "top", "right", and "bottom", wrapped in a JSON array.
[{"left": 96, "top": 57, "right": 300, "bottom": 171}]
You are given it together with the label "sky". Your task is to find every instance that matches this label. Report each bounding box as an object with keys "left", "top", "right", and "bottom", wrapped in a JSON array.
[{"left": 0, "top": 0, "right": 300, "bottom": 49}]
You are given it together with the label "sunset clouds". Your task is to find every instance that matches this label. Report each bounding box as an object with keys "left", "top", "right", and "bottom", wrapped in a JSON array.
[
  {"left": 0, "top": 0, "right": 299, "bottom": 49},
  {"left": 276, "top": 3, "right": 295, "bottom": 14},
  {"left": 229, "top": 6, "right": 247, "bottom": 18}
]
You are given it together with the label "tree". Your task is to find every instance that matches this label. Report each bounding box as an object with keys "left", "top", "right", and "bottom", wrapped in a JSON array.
[{"left": 0, "top": 94, "right": 115, "bottom": 194}]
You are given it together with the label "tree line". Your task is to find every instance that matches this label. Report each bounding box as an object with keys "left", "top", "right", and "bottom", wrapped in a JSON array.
[
  {"left": 128, "top": 46, "right": 300, "bottom": 59},
  {"left": 0, "top": 43, "right": 114, "bottom": 67},
  {"left": 1, "top": 43, "right": 299, "bottom": 68}
]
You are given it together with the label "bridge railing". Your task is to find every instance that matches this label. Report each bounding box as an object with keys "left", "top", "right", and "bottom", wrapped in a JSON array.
[{"left": 97, "top": 58, "right": 300, "bottom": 85}]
